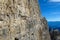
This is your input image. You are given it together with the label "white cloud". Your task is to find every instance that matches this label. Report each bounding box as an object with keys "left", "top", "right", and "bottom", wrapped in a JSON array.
[
  {"left": 47, "top": 16, "right": 60, "bottom": 21},
  {"left": 47, "top": 18, "right": 60, "bottom": 21},
  {"left": 52, "top": 12, "right": 60, "bottom": 14},
  {"left": 49, "top": 0, "right": 60, "bottom": 2}
]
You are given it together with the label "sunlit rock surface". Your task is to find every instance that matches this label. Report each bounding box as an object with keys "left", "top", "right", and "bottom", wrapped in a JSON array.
[{"left": 0, "top": 0, "right": 51, "bottom": 40}]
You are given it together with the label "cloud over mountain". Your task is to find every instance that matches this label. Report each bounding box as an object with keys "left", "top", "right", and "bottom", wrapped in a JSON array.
[{"left": 49, "top": 0, "right": 60, "bottom": 2}]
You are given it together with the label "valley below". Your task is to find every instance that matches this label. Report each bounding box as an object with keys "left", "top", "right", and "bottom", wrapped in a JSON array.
[{"left": 48, "top": 21, "right": 60, "bottom": 40}]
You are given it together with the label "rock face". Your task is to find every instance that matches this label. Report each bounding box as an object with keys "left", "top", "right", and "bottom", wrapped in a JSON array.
[
  {"left": 0, "top": 0, "right": 51, "bottom": 40},
  {"left": 40, "top": 17, "right": 51, "bottom": 40}
]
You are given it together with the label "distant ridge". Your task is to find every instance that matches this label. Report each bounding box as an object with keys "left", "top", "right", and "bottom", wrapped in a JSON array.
[{"left": 48, "top": 21, "right": 60, "bottom": 30}]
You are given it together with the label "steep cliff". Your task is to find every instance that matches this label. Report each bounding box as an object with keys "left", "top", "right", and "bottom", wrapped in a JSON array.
[
  {"left": 40, "top": 17, "right": 51, "bottom": 40},
  {"left": 0, "top": 0, "right": 50, "bottom": 40}
]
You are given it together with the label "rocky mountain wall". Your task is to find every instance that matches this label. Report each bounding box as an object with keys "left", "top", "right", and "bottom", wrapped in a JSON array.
[{"left": 0, "top": 0, "right": 51, "bottom": 40}]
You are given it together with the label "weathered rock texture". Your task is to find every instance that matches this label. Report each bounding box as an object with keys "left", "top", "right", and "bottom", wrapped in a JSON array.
[
  {"left": 40, "top": 17, "right": 51, "bottom": 40},
  {"left": 0, "top": 0, "right": 51, "bottom": 40}
]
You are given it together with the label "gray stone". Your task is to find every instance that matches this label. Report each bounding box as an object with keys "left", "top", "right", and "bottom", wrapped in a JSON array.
[{"left": 0, "top": 0, "right": 51, "bottom": 40}]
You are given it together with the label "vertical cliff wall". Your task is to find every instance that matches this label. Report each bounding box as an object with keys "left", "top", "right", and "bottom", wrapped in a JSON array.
[
  {"left": 40, "top": 17, "right": 51, "bottom": 40},
  {"left": 0, "top": 0, "right": 51, "bottom": 40}
]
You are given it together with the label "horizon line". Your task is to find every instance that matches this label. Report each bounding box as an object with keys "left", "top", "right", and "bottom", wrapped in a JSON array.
[{"left": 47, "top": 20, "right": 60, "bottom": 22}]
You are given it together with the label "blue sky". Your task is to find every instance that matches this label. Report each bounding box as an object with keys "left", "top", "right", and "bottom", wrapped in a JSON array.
[{"left": 38, "top": 0, "right": 60, "bottom": 21}]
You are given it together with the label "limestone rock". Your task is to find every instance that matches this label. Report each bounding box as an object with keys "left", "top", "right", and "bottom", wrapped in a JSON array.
[
  {"left": 0, "top": 0, "right": 51, "bottom": 40},
  {"left": 40, "top": 17, "right": 51, "bottom": 40}
]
